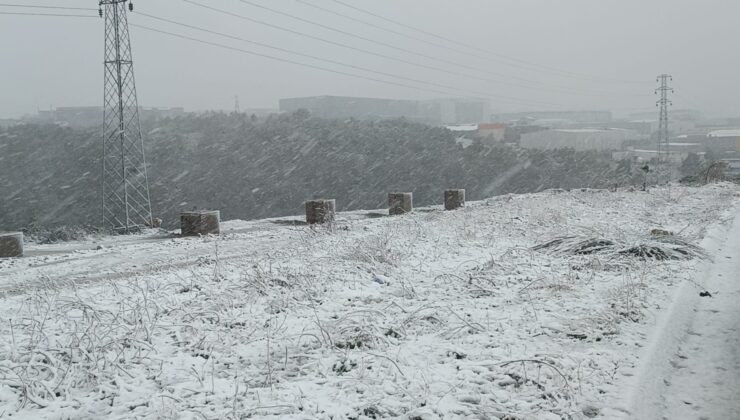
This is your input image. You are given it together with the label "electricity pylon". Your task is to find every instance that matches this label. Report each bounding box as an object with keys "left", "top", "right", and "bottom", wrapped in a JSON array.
[
  {"left": 99, "top": 0, "right": 153, "bottom": 232},
  {"left": 655, "top": 74, "right": 673, "bottom": 160}
]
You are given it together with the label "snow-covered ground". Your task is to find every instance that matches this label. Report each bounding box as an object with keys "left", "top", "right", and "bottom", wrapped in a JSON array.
[
  {"left": 632, "top": 205, "right": 740, "bottom": 420},
  {"left": 0, "top": 184, "right": 738, "bottom": 419},
  {"left": 662, "top": 217, "right": 740, "bottom": 419}
]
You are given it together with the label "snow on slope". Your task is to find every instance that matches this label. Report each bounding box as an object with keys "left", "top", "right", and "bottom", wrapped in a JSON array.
[{"left": 0, "top": 184, "right": 737, "bottom": 419}]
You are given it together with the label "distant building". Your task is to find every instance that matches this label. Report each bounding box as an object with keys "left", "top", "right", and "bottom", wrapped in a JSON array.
[
  {"left": 435, "top": 98, "right": 490, "bottom": 125},
  {"left": 726, "top": 117, "right": 740, "bottom": 127},
  {"left": 620, "top": 119, "right": 696, "bottom": 136},
  {"left": 706, "top": 129, "right": 740, "bottom": 153},
  {"left": 664, "top": 141, "right": 704, "bottom": 154},
  {"left": 520, "top": 128, "right": 637, "bottom": 151},
  {"left": 628, "top": 109, "right": 701, "bottom": 122},
  {"left": 26, "top": 106, "right": 186, "bottom": 127},
  {"left": 477, "top": 123, "right": 507, "bottom": 142},
  {"left": 445, "top": 123, "right": 508, "bottom": 142},
  {"left": 47, "top": 106, "right": 102, "bottom": 127},
  {"left": 612, "top": 148, "right": 689, "bottom": 163},
  {"left": 445, "top": 124, "right": 479, "bottom": 133},
  {"left": 721, "top": 158, "right": 740, "bottom": 176},
  {"left": 492, "top": 110, "right": 613, "bottom": 125},
  {"left": 279, "top": 95, "right": 489, "bottom": 125},
  {"left": 664, "top": 131, "right": 740, "bottom": 158}
]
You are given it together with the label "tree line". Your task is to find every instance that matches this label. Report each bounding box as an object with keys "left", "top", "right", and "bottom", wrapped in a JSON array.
[{"left": 0, "top": 111, "right": 649, "bottom": 231}]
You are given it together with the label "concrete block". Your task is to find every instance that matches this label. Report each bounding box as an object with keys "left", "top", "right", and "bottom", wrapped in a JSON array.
[
  {"left": 181, "top": 211, "right": 220, "bottom": 236},
  {"left": 388, "top": 192, "right": 413, "bottom": 215},
  {"left": 306, "top": 199, "right": 336, "bottom": 224},
  {"left": 0, "top": 232, "right": 23, "bottom": 258},
  {"left": 145, "top": 218, "right": 162, "bottom": 228},
  {"left": 444, "top": 189, "right": 465, "bottom": 210}
]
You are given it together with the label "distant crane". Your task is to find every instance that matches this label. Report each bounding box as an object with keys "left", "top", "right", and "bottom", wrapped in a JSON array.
[{"left": 99, "top": 0, "right": 153, "bottom": 232}]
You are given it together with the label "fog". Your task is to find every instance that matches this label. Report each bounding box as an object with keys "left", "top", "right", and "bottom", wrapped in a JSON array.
[
  {"left": 1, "top": 0, "right": 738, "bottom": 118},
  {"left": 3, "top": 3, "right": 740, "bottom": 419}
]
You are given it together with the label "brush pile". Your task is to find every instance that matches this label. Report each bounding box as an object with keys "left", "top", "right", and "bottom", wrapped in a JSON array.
[{"left": 533, "top": 233, "right": 706, "bottom": 261}]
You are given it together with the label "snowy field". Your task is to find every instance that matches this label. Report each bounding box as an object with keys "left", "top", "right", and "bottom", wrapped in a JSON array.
[{"left": 0, "top": 184, "right": 738, "bottom": 419}]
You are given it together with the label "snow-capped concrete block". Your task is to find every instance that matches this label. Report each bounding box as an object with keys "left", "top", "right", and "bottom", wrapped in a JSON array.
[
  {"left": 388, "top": 192, "right": 413, "bottom": 215},
  {"left": 0, "top": 232, "right": 23, "bottom": 258},
  {"left": 145, "top": 218, "right": 162, "bottom": 229},
  {"left": 181, "top": 211, "right": 220, "bottom": 236},
  {"left": 444, "top": 189, "right": 466, "bottom": 210},
  {"left": 305, "top": 199, "right": 335, "bottom": 224}
]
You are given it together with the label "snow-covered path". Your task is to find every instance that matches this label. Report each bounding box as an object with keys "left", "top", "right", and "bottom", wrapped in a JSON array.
[{"left": 662, "top": 210, "right": 740, "bottom": 419}]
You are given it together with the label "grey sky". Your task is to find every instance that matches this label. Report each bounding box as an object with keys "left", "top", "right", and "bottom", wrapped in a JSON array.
[{"left": 0, "top": 0, "right": 737, "bottom": 119}]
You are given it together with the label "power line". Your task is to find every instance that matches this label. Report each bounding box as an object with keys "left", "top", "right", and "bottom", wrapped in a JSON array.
[
  {"left": 301, "top": 0, "right": 650, "bottom": 89},
  {"left": 0, "top": 3, "right": 96, "bottom": 11},
  {"left": 224, "top": 0, "right": 648, "bottom": 98},
  {"left": 136, "top": 13, "right": 456, "bottom": 94},
  {"left": 183, "top": 0, "right": 457, "bottom": 81},
  {"left": 324, "top": 0, "right": 651, "bottom": 85},
  {"left": 295, "top": 0, "right": 470, "bottom": 59},
  {"left": 0, "top": 4, "right": 644, "bottom": 111},
  {"left": 0, "top": 11, "right": 96, "bottom": 18},
  {"left": 672, "top": 88, "right": 708, "bottom": 113},
  {"left": 134, "top": 12, "right": 562, "bottom": 107},
  {"left": 234, "top": 0, "right": 625, "bottom": 95},
  {"left": 130, "top": 23, "right": 459, "bottom": 98},
  {"left": 236, "top": 0, "right": 491, "bottom": 75},
  {"left": 0, "top": 6, "right": 606, "bottom": 108},
  {"left": 184, "top": 1, "right": 649, "bottom": 100},
  {"left": 131, "top": 22, "right": 573, "bottom": 108}
]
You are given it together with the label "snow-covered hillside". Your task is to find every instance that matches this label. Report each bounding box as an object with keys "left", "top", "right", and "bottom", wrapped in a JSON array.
[{"left": 0, "top": 184, "right": 738, "bottom": 419}]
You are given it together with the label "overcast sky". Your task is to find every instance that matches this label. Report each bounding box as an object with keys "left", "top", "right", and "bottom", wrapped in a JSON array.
[{"left": 0, "top": 0, "right": 737, "bottom": 119}]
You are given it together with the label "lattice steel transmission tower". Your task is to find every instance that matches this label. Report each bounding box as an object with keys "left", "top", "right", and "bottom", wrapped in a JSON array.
[
  {"left": 99, "top": 0, "right": 153, "bottom": 232},
  {"left": 655, "top": 74, "right": 674, "bottom": 159}
]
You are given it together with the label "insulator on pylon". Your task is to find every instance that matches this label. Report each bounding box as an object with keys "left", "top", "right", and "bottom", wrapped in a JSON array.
[
  {"left": 129, "top": 2, "right": 134, "bottom": 12},
  {"left": 99, "top": 8, "right": 103, "bottom": 17}
]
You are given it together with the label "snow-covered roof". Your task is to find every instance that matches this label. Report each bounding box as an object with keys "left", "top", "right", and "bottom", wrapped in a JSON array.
[
  {"left": 632, "top": 148, "right": 689, "bottom": 155},
  {"left": 707, "top": 129, "right": 740, "bottom": 138},
  {"left": 446, "top": 124, "right": 478, "bottom": 132},
  {"left": 554, "top": 129, "right": 607, "bottom": 133}
]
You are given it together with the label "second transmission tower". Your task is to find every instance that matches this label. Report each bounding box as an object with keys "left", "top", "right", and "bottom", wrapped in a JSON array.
[
  {"left": 99, "top": 0, "right": 153, "bottom": 232},
  {"left": 655, "top": 74, "right": 673, "bottom": 160}
]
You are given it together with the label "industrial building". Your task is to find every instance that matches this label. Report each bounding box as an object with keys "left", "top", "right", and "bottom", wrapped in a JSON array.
[
  {"left": 706, "top": 129, "right": 740, "bottom": 153},
  {"left": 664, "top": 131, "right": 740, "bottom": 156},
  {"left": 279, "top": 95, "right": 489, "bottom": 125},
  {"left": 477, "top": 123, "right": 507, "bottom": 142},
  {"left": 491, "top": 110, "right": 613, "bottom": 125},
  {"left": 446, "top": 123, "right": 508, "bottom": 141},
  {"left": 612, "top": 148, "right": 693, "bottom": 164},
  {"left": 520, "top": 128, "right": 640, "bottom": 151}
]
